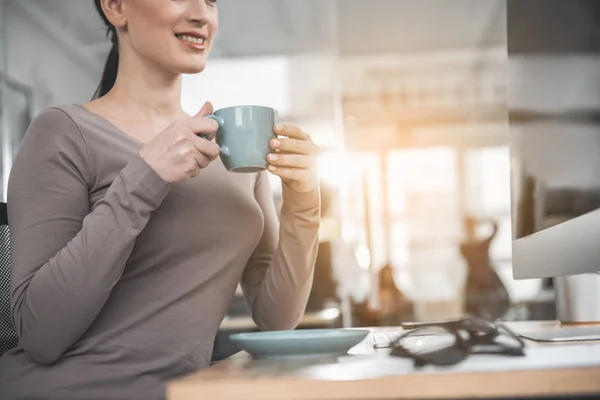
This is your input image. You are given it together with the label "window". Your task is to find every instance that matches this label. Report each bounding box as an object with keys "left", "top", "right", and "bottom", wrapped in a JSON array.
[{"left": 465, "top": 146, "right": 512, "bottom": 261}]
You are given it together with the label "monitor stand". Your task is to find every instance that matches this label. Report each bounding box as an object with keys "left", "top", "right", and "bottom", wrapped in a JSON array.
[
  {"left": 520, "top": 274, "right": 600, "bottom": 342},
  {"left": 520, "top": 325, "right": 600, "bottom": 342}
]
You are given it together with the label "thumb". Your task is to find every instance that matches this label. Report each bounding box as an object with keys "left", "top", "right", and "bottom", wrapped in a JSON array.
[{"left": 195, "top": 101, "right": 214, "bottom": 117}]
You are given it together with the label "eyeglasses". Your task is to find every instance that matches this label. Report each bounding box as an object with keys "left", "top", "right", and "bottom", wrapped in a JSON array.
[{"left": 373, "top": 317, "right": 526, "bottom": 367}]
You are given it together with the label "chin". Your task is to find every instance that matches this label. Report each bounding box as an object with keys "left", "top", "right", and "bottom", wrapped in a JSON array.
[
  {"left": 179, "top": 52, "right": 210, "bottom": 74},
  {"left": 178, "top": 61, "right": 208, "bottom": 75}
]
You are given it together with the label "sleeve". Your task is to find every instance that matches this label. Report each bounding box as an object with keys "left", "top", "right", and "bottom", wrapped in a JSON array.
[
  {"left": 240, "top": 172, "right": 320, "bottom": 330},
  {"left": 7, "top": 107, "right": 171, "bottom": 364}
]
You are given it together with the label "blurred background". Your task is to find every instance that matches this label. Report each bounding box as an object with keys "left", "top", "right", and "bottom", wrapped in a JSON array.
[{"left": 0, "top": 0, "right": 559, "bottom": 342}]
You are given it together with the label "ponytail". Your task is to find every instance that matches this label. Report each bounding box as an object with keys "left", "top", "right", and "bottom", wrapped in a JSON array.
[{"left": 92, "top": 0, "right": 119, "bottom": 99}]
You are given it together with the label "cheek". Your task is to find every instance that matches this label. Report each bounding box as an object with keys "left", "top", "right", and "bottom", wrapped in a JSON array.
[
  {"left": 208, "top": 14, "right": 219, "bottom": 45},
  {"left": 129, "top": 1, "right": 181, "bottom": 41},
  {"left": 128, "top": 22, "right": 171, "bottom": 61},
  {"left": 212, "top": 10, "right": 219, "bottom": 32},
  {"left": 127, "top": 12, "right": 180, "bottom": 58}
]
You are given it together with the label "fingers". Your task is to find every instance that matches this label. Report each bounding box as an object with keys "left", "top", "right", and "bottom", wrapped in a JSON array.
[
  {"left": 188, "top": 115, "right": 219, "bottom": 141},
  {"left": 274, "top": 124, "right": 309, "bottom": 140},
  {"left": 267, "top": 124, "right": 319, "bottom": 192},
  {"left": 191, "top": 150, "right": 210, "bottom": 171},
  {"left": 193, "top": 101, "right": 217, "bottom": 140},
  {"left": 191, "top": 134, "right": 220, "bottom": 161},
  {"left": 181, "top": 137, "right": 217, "bottom": 178},
  {"left": 270, "top": 137, "right": 318, "bottom": 155},
  {"left": 267, "top": 153, "right": 313, "bottom": 169},
  {"left": 186, "top": 157, "right": 201, "bottom": 178},
  {"left": 195, "top": 101, "right": 214, "bottom": 118},
  {"left": 267, "top": 165, "right": 312, "bottom": 182}
]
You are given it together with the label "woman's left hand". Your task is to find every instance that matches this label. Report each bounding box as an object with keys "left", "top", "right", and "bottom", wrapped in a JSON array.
[{"left": 267, "top": 124, "right": 319, "bottom": 193}]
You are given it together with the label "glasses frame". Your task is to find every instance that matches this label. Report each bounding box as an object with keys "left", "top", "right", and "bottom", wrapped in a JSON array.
[{"left": 375, "top": 317, "right": 526, "bottom": 367}]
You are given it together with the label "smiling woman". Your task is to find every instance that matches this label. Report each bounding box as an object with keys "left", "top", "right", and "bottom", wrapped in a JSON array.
[
  {"left": 92, "top": 0, "right": 218, "bottom": 99},
  {"left": 0, "top": 0, "right": 320, "bottom": 399},
  {"left": 176, "top": 33, "right": 207, "bottom": 49}
]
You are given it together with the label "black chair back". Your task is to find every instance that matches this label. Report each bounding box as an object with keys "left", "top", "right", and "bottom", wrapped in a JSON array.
[{"left": 0, "top": 202, "right": 18, "bottom": 357}]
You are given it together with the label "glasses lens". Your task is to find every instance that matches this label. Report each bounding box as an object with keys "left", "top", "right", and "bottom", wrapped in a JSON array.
[
  {"left": 496, "top": 325, "right": 526, "bottom": 354},
  {"left": 392, "top": 327, "right": 468, "bottom": 366},
  {"left": 467, "top": 324, "right": 525, "bottom": 356},
  {"left": 401, "top": 327, "right": 454, "bottom": 353},
  {"left": 461, "top": 318, "right": 496, "bottom": 335}
]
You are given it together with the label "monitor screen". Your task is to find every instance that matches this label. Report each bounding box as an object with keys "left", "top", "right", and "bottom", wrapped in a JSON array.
[{"left": 508, "top": 0, "right": 600, "bottom": 240}]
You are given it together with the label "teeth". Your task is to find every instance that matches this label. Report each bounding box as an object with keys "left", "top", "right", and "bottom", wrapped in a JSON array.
[{"left": 177, "top": 35, "right": 204, "bottom": 44}]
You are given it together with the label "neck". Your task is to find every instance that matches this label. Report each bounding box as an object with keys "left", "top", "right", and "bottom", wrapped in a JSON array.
[{"left": 106, "top": 47, "right": 184, "bottom": 119}]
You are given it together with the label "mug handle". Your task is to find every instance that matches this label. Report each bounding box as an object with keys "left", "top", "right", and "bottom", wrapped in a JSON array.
[{"left": 201, "top": 115, "right": 230, "bottom": 157}]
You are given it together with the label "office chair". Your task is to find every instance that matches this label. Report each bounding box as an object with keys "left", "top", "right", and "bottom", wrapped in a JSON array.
[{"left": 0, "top": 202, "right": 18, "bottom": 357}]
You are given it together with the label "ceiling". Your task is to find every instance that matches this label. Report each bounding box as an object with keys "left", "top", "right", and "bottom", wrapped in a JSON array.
[
  {"left": 10, "top": 0, "right": 505, "bottom": 72},
  {"left": 217, "top": 0, "right": 505, "bottom": 56},
  {"left": 336, "top": 0, "right": 505, "bottom": 55}
]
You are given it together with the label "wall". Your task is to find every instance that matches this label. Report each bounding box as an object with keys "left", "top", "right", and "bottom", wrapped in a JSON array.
[
  {"left": 181, "top": 56, "right": 292, "bottom": 117},
  {"left": 181, "top": 53, "right": 342, "bottom": 149},
  {"left": 4, "top": 1, "right": 100, "bottom": 113},
  {"left": 339, "top": 48, "right": 509, "bottom": 150},
  {"left": 0, "top": 1, "right": 101, "bottom": 198}
]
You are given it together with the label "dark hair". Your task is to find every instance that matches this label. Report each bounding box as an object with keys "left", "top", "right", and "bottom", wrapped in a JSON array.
[{"left": 92, "top": 0, "right": 119, "bottom": 99}]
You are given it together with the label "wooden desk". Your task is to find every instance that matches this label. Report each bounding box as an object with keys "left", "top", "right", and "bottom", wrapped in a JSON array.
[{"left": 168, "top": 321, "right": 600, "bottom": 400}]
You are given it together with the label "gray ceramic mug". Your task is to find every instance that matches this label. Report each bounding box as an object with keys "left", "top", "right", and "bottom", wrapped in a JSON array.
[{"left": 204, "top": 105, "right": 278, "bottom": 173}]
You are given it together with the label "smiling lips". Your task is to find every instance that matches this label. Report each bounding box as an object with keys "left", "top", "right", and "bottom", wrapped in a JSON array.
[{"left": 175, "top": 33, "right": 207, "bottom": 51}]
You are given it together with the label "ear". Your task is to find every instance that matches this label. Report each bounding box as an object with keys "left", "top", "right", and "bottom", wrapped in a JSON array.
[{"left": 99, "top": 0, "right": 127, "bottom": 29}]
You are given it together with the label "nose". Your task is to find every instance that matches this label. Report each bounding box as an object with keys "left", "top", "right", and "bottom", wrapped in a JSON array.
[{"left": 188, "top": 0, "right": 210, "bottom": 26}]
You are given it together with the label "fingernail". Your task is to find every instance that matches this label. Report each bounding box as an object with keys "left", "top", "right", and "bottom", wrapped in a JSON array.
[
  {"left": 272, "top": 139, "right": 281, "bottom": 148},
  {"left": 268, "top": 154, "right": 278, "bottom": 161},
  {"left": 268, "top": 165, "right": 277, "bottom": 171},
  {"left": 274, "top": 124, "right": 283, "bottom": 132}
]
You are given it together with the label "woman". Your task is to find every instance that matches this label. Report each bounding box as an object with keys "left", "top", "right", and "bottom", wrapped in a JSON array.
[
  {"left": 0, "top": 0, "right": 320, "bottom": 398},
  {"left": 460, "top": 216, "right": 510, "bottom": 320}
]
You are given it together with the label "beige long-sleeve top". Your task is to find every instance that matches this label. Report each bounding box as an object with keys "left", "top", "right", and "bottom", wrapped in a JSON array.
[{"left": 0, "top": 104, "right": 320, "bottom": 400}]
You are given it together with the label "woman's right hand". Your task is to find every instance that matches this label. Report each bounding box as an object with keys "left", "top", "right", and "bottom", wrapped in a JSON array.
[{"left": 139, "top": 102, "right": 220, "bottom": 184}]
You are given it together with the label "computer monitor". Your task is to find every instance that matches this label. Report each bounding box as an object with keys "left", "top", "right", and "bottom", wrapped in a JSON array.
[{"left": 508, "top": 0, "right": 600, "bottom": 327}]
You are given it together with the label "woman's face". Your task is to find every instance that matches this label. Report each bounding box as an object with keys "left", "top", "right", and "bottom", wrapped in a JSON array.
[{"left": 119, "top": 0, "right": 219, "bottom": 74}]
